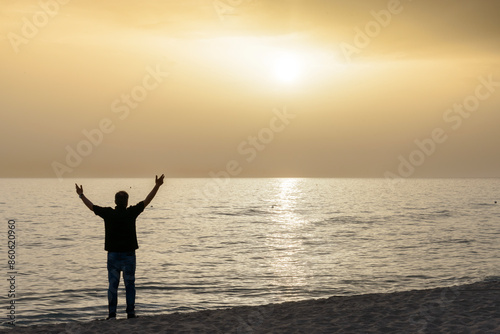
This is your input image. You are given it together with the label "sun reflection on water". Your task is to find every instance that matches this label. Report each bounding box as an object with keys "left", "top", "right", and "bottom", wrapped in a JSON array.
[
  {"left": 273, "top": 178, "right": 305, "bottom": 225},
  {"left": 266, "top": 178, "right": 312, "bottom": 290}
]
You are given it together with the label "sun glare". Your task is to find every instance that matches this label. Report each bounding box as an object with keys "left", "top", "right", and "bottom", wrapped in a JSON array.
[{"left": 272, "top": 53, "right": 302, "bottom": 84}]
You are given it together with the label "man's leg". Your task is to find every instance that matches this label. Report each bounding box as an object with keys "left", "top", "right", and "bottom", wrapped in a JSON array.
[
  {"left": 107, "top": 252, "right": 120, "bottom": 318},
  {"left": 123, "top": 251, "right": 137, "bottom": 318}
]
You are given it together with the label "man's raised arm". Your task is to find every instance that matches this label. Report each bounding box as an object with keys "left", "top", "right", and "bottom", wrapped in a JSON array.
[
  {"left": 75, "top": 184, "right": 94, "bottom": 211},
  {"left": 144, "top": 174, "right": 164, "bottom": 207}
]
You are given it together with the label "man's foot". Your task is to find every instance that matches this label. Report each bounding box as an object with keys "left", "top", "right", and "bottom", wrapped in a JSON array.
[
  {"left": 106, "top": 314, "right": 116, "bottom": 320},
  {"left": 127, "top": 313, "right": 138, "bottom": 319}
]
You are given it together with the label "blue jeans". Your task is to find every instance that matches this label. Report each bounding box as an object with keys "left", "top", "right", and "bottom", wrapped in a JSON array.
[{"left": 107, "top": 251, "right": 136, "bottom": 316}]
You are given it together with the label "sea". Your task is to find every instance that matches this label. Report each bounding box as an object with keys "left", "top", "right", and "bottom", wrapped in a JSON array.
[{"left": 0, "top": 178, "right": 499, "bottom": 328}]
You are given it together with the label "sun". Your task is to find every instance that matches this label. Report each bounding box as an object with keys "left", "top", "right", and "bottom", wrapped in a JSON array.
[{"left": 272, "top": 53, "right": 303, "bottom": 84}]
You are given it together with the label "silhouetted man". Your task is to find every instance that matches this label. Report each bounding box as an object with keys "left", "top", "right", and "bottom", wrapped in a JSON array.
[{"left": 75, "top": 174, "right": 164, "bottom": 319}]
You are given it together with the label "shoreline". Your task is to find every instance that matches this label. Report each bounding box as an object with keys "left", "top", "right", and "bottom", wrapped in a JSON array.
[{"left": 5, "top": 280, "right": 500, "bottom": 333}]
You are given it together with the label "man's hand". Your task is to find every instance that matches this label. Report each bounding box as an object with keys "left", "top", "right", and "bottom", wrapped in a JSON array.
[
  {"left": 155, "top": 174, "right": 165, "bottom": 187},
  {"left": 144, "top": 174, "right": 165, "bottom": 207},
  {"left": 75, "top": 184, "right": 83, "bottom": 196},
  {"left": 75, "top": 183, "right": 94, "bottom": 211}
]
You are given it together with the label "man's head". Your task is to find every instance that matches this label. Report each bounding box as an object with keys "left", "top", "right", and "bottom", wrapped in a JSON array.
[{"left": 115, "top": 191, "right": 129, "bottom": 208}]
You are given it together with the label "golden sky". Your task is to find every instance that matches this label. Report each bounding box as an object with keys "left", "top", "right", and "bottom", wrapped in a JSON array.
[{"left": 1, "top": 0, "right": 499, "bottom": 178}]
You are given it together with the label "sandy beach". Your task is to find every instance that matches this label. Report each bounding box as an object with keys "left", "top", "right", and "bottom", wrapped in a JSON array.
[{"left": 5, "top": 280, "right": 500, "bottom": 334}]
